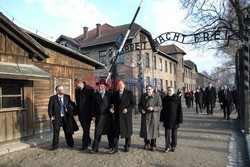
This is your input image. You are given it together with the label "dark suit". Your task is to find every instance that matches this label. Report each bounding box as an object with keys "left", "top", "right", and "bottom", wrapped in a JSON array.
[
  {"left": 205, "top": 86, "right": 216, "bottom": 115},
  {"left": 75, "top": 85, "right": 94, "bottom": 149},
  {"left": 221, "top": 89, "right": 233, "bottom": 119},
  {"left": 92, "top": 91, "right": 114, "bottom": 150},
  {"left": 111, "top": 89, "right": 136, "bottom": 151},
  {"left": 48, "top": 94, "right": 77, "bottom": 149}
]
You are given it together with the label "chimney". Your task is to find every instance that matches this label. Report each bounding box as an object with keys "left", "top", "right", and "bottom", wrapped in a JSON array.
[
  {"left": 96, "top": 23, "right": 101, "bottom": 38},
  {"left": 83, "top": 26, "right": 88, "bottom": 39}
]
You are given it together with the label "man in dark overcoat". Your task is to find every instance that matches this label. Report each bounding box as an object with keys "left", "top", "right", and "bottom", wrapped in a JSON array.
[
  {"left": 160, "top": 86, "right": 183, "bottom": 153},
  {"left": 221, "top": 85, "right": 233, "bottom": 120},
  {"left": 75, "top": 78, "right": 94, "bottom": 150},
  {"left": 195, "top": 88, "right": 203, "bottom": 114},
  {"left": 138, "top": 85, "right": 162, "bottom": 151},
  {"left": 205, "top": 82, "right": 216, "bottom": 115},
  {"left": 109, "top": 80, "right": 136, "bottom": 153},
  {"left": 48, "top": 85, "right": 78, "bottom": 150},
  {"left": 90, "top": 79, "right": 114, "bottom": 153}
]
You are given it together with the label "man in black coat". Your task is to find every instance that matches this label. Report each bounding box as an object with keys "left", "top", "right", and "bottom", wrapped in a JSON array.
[
  {"left": 205, "top": 83, "right": 217, "bottom": 115},
  {"left": 75, "top": 78, "right": 94, "bottom": 150},
  {"left": 109, "top": 80, "right": 136, "bottom": 154},
  {"left": 90, "top": 79, "right": 114, "bottom": 153},
  {"left": 221, "top": 85, "right": 233, "bottom": 120},
  {"left": 48, "top": 85, "right": 78, "bottom": 150},
  {"left": 195, "top": 88, "right": 203, "bottom": 114},
  {"left": 160, "top": 86, "right": 183, "bottom": 153}
]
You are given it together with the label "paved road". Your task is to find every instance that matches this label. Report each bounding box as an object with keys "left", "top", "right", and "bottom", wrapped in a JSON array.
[{"left": 0, "top": 104, "right": 249, "bottom": 167}]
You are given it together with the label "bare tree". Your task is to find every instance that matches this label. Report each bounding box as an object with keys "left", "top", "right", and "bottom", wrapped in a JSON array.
[{"left": 180, "top": 0, "right": 250, "bottom": 77}]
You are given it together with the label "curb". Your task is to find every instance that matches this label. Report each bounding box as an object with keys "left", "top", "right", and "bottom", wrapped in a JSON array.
[{"left": 246, "top": 134, "right": 250, "bottom": 163}]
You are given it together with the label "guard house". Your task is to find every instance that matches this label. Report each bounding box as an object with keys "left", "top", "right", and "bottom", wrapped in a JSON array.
[{"left": 0, "top": 12, "right": 104, "bottom": 144}]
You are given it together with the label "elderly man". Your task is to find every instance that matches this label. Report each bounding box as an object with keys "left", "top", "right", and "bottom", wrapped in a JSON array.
[
  {"left": 109, "top": 80, "right": 136, "bottom": 154},
  {"left": 75, "top": 78, "right": 94, "bottom": 150},
  {"left": 205, "top": 82, "right": 216, "bottom": 115},
  {"left": 90, "top": 79, "right": 114, "bottom": 153},
  {"left": 138, "top": 85, "right": 162, "bottom": 151}
]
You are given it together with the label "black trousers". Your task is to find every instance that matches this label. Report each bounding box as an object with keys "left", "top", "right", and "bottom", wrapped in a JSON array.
[
  {"left": 144, "top": 139, "right": 156, "bottom": 147},
  {"left": 113, "top": 127, "right": 131, "bottom": 151},
  {"left": 165, "top": 128, "right": 177, "bottom": 149},
  {"left": 223, "top": 102, "right": 230, "bottom": 119},
  {"left": 206, "top": 103, "right": 213, "bottom": 114},
  {"left": 196, "top": 102, "right": 202, "bottom": 113},
  {"left": 92, "top": 132, "right": 114, "bottom": 150},
  {"left": 52, "top": 117, "right": 74, "bottom": 149},
  {"left": 80, "top": 121, "right": 92, "bottom": 148}
]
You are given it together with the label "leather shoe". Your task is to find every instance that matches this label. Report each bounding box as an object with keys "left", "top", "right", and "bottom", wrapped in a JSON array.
[
  {"left": 90, "top": 149, "right": 98, "bottom": 154},
  {"left": 51, "top": 147, "right": 58, "bottom": 151},
  {"left": 170, "top": 148, "right": 175, "bottom": 152},
  {"left": 109, "top": 149, "right": 118, "bottom": 154},
  {"left": 124, "top": 147, "right": 130, "bottom": 152}
]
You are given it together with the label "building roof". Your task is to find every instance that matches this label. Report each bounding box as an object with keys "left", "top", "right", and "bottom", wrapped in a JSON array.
[
  {"left": 157, "top": 44, "right": 186, "bottom": 55},
  {"left": 0, "top": 62, "right": 50, "bottom": 80},
  {"left": 0, "top": 12, "right": 51, "bottom": 61},
  {"left": 26, "top": 30, "right": 105, "bottom": 69},
  {"left": 57, "top": 23, "right": 157, "bottom": 52},
  {"left": 56, "top": 35, "right": 80, "bottom": 47},
  {"left": 156, "top": 49, "right": 178, "bottom": 62},
  {"left": 184, "top": 60, "right": 198, "bottom": 72}
]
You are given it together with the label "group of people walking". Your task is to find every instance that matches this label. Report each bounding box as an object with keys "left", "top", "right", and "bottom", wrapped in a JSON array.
[
  {"left": 183, "top": 82, "right": 237, "bottom": 120},
  {"left": 48, "top": 78, "right": 183, "bottom": 154}
]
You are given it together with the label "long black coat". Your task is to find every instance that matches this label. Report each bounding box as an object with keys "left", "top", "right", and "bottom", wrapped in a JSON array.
[
  {"left": 205, "top": 87, "right": 216, "bottom": 106},
  {"left": 75, "top": 85, "right": 94, "bottom": 122},
  {"left": 111, "top": 89, "right": 136, "bottom": 138},
  {"left": 92, "top": 91, "right": 114, "bottom": 137},
  {"left": 48, "top": 94, "right": 79, "bottom": 134},
  {"left": 195, "top": 91, "right": 203, "bottom": 104},
  {"left": 221, "top": 89, "right": 233, "bottom": 106},
  {"left": 160, "top": 94, "right": 183, "bottom": 129}
]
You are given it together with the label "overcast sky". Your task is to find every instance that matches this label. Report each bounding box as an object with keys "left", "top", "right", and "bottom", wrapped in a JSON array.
[{"left": 0, "top": 0, "right": 222, "bottom": 73}]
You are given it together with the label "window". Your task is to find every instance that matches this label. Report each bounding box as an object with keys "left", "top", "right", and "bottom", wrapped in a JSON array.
[
  {"left": 170, "top": 63, "right": 172, "bottom": 74},
  {"left": 154, "top": 56, "right": 156, "bottom": 69},
  {"left": 159, "top": 58, "right": 162, "bottom": 71},
  {"left": 146, "top": 77, "right": 150, "bottom": 86},
  {"left": 146, "top": 53, "right": 150, "bottom": 67},
  {"left": 174, "top": 81, "right": 176, "bottom": 89},
  {"left": 170, "top": 80, "right": 173, "bottom": 86},
  {"left": 140, "top": 34, "right": 146, "bottom": 42},
  {"left": 174, "top": 64, "right": 176, "bottom": 74},
  {"left": 160, "top": 79, "right": 163, "bottom": 89},
  {"left": 166, "top": 80, "right": 168, "bottom": 89},
  {"left": 99, "top": 51, "right": 106, "bottom": 65},
  {"left": 0, "top": 83, "right": 23, "bottom": 108},
  {"left": 154, "top": 78, "right": 157, "bottom": 88},
  {"left": 137, "top": 54, "right": 142, "bottom": 65},
  {"left": 165, "top": 61, "right": 168, "bottom": 72}
]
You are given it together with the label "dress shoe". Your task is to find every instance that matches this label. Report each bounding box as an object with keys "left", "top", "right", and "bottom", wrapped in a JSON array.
[
  {"left": 51, "top": 147, "right": 58, "bottom": 151},
  {"left": 90, "top": 149, "right": 98, "bottom": 154},
  {"left": 109, "top": 149, "right": 118, "bottom": 154},
  {"left": 124, "top": 147, "right": 130, "bottom": 152},
  {"left": 170, "top": 148, "right": 175, "bottom": 152}
]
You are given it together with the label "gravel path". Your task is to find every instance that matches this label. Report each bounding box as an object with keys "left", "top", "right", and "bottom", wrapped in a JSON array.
[{"left": 0, "top": 104, "right": 248, "bottom": 167}]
